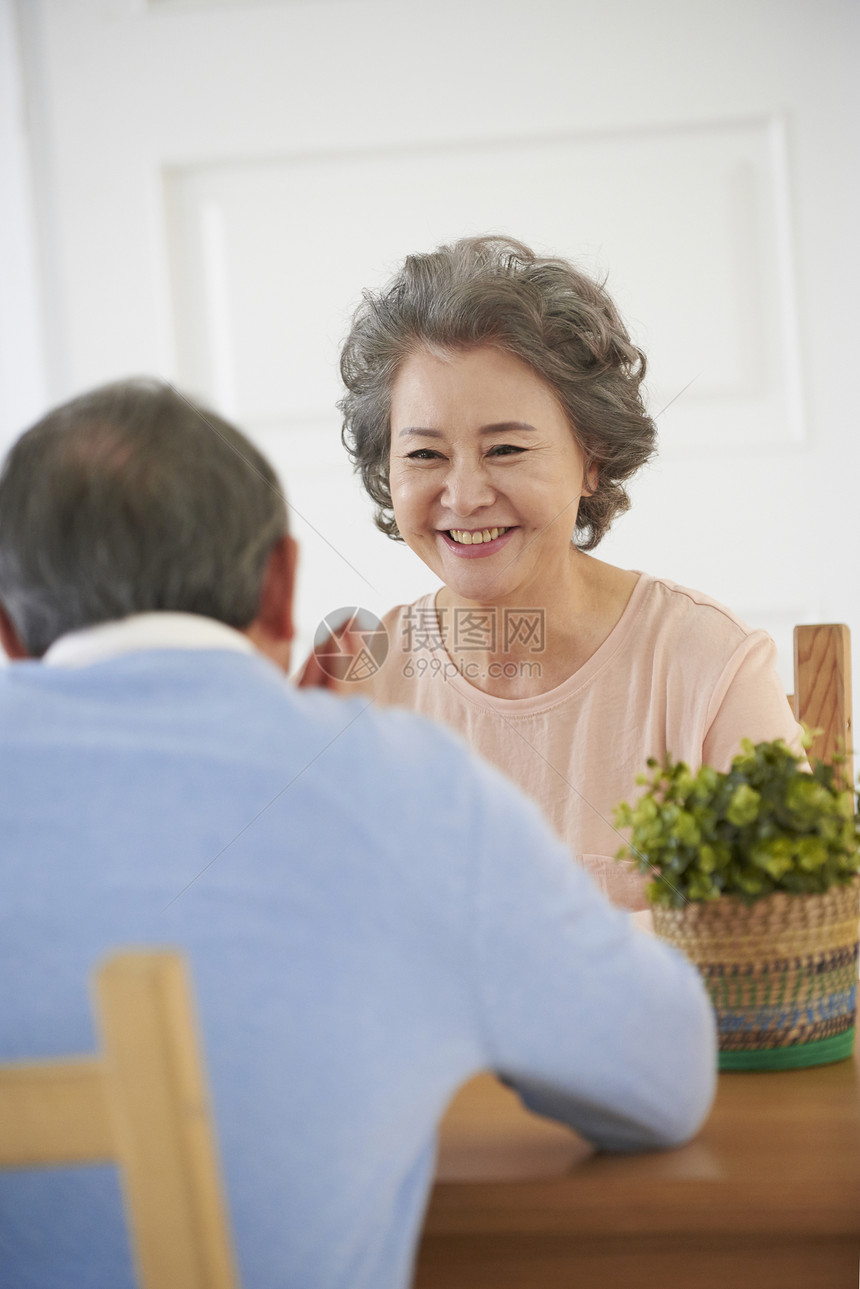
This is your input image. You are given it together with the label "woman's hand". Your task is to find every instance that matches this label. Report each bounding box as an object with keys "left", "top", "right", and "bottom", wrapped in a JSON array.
[
  {"left": 294, "top": 626, "right": 364, "bottom": 691},
  {"left": 295, "top": 643, "right": 335, "bottom": 689}
]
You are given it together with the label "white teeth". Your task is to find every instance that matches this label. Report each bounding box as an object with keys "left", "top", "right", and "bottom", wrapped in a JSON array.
[{"left": 449, "top": 527, "right": 507, "bottom": 545}]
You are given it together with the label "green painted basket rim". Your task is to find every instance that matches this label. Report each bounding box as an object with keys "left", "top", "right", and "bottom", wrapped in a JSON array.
[{"left": 719, "top": 1027, "right": 855, "bottom": 1071}]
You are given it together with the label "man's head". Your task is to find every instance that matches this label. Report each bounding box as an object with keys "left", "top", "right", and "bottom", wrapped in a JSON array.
[{"left": 0, "top": 378, "right": 296, "bottom": 666}]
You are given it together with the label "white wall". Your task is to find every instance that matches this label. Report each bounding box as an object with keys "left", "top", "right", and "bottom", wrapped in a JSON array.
[{"left": 0, "top": 0, "right": 47, "bottom": 453}]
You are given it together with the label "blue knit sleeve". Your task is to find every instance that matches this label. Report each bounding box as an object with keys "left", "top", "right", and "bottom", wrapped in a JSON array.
[{"left": 466, "top": 758, "right": 717, "bottom": 1151}]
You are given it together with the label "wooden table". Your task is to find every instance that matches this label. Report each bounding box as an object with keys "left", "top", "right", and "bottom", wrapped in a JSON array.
[{"left": 415, "top": 1046, "right": 860, "bottom": 1289}]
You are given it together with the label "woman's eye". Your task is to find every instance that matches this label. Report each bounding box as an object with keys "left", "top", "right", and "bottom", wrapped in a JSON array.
[
  {"left": 488, "top": 444, "right": 526, "bottom": 457},
  {"left": 405, "top": 448, "right": 443, "bottom": 461}
]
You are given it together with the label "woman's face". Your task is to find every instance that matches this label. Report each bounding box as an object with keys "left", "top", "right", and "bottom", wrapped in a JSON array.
[{"left": 388, "top": 345, "right": 594, "bottom": 606}]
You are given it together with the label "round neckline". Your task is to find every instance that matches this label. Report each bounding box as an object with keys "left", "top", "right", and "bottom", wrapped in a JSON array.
[{"left": 426, "top": 572, "right": 648, "bottom": 714}]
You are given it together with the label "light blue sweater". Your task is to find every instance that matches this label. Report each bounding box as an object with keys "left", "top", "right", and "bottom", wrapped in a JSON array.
[{"left": 0, "top": 646, "right": 716, "bottom": 1288}]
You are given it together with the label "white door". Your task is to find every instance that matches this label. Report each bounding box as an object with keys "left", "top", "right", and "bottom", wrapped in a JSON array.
[{"left": 14, "top": 0, "right": 860, "bottom": 698}]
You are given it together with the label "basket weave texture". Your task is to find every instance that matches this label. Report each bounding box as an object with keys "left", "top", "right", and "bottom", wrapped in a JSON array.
[{"left": 653, "top": 879, "right": 860, "bottom": 1054}]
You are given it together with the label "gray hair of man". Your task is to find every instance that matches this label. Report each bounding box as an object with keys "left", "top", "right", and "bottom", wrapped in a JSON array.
[{"left": 0, "top": 378, "right": 289, "bottom": 657}]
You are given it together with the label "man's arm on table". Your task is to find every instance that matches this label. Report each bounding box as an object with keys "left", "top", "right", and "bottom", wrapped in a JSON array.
[
  {"left": 300, "top": 676, "right": 716, "bottom": 1149},
  {"left": 468, "top": 765, "right": 717, "bottom": 1152}
]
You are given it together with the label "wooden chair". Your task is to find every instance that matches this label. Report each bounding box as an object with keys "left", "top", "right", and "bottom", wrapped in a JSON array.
[
  {"left": 0, "top": 950, "right": 239, "bottom": 1289},
  {"left": 791, "top": 623, "right": 853, "bottom": 783}
]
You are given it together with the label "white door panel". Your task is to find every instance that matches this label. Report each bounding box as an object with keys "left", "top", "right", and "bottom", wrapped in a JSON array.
[{"left": 17, "top": 0, "right": 860, "bottom": 696}]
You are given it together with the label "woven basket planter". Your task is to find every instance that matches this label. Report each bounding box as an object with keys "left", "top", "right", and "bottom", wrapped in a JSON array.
[{"left": 653, "top": 878, "right": 860, "bottom": 1070}]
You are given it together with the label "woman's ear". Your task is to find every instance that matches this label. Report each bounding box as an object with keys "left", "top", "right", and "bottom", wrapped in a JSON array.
[{"left": 582, "top": 461, "right": 599, "bottom": 498}]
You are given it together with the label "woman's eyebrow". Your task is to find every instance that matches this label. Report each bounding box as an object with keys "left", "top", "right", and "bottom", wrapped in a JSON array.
[{"left": 396, "top": 422, "right": 538, "bottom": 438}]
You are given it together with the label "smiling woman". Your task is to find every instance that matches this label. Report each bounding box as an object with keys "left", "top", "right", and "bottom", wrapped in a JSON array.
[{"left": 302, "top": 237, "right": 802, "bottom": 912}]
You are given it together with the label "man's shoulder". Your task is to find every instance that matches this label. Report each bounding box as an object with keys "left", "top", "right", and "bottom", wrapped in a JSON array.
[
  {"left": 302, "top": 680, "right": 491, "bottom": 787},
  {"left": 0, "top": 646, "right": 547, "bottom": 861},
  {"left": 298, "top": 681, "right": 550, "bottom": 855},
  {"left": 0, "top": 643, "right": 466, "bottom": 757}
]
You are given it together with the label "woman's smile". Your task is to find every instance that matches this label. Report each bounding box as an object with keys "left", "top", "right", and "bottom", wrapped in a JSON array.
[{"left": 440, "top": 526, "right": 516, "bottom": 557}]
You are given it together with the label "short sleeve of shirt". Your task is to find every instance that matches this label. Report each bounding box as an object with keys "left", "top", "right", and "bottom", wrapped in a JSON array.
[{"left": 702, "top": 631, "right": 802, "bottom": 771}]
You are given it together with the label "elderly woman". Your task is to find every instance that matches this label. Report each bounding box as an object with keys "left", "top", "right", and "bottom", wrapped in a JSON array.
[{"left": 307, "top": 236, "right": 801, "bottom": 911}]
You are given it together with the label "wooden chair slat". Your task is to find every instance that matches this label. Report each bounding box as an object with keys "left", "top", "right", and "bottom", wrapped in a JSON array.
[
  {"left": 0, "top": 950, "right": 239, "bottom": 1289},
  {"left": 793, "top": 624, "right": 853, "bottom": 782}
]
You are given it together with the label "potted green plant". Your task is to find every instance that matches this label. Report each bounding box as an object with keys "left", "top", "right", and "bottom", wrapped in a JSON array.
[{"left": 614, "top": 737, "right": 860, "bottom": 1070}]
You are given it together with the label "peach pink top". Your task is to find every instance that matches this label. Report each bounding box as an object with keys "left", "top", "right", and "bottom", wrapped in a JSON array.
[{"left": 354, "top": 574, "right": 802, "bottom": 911}]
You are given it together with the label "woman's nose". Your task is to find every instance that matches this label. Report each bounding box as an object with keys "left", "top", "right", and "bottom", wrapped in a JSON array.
[{"left": 440, "top": 460, "right": 496, "bottom": 515}]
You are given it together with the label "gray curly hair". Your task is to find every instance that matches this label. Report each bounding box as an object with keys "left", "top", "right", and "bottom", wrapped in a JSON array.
[{"left": 339, "top": 235, "right": 656, "bottom": 550}]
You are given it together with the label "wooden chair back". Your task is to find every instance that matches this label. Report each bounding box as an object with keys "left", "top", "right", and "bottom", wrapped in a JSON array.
[
  {"left": 791, "top": 623, "right": 853, "bottom": 783},
  {"left": 0, "top": 950, "right": 239, "bottom": 1289}
]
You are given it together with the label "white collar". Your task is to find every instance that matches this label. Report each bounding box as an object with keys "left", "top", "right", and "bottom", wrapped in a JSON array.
[{"left": 42, "top": 612, "right": 257, "bottom": 668}]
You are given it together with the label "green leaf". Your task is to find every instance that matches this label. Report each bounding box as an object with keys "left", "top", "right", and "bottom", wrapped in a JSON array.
[
  {"left": 611, "top": 736, "right": 860, "bottom": 901},
  {"left": 726, "top": 783, "right": 761, "bottom": 827}
]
